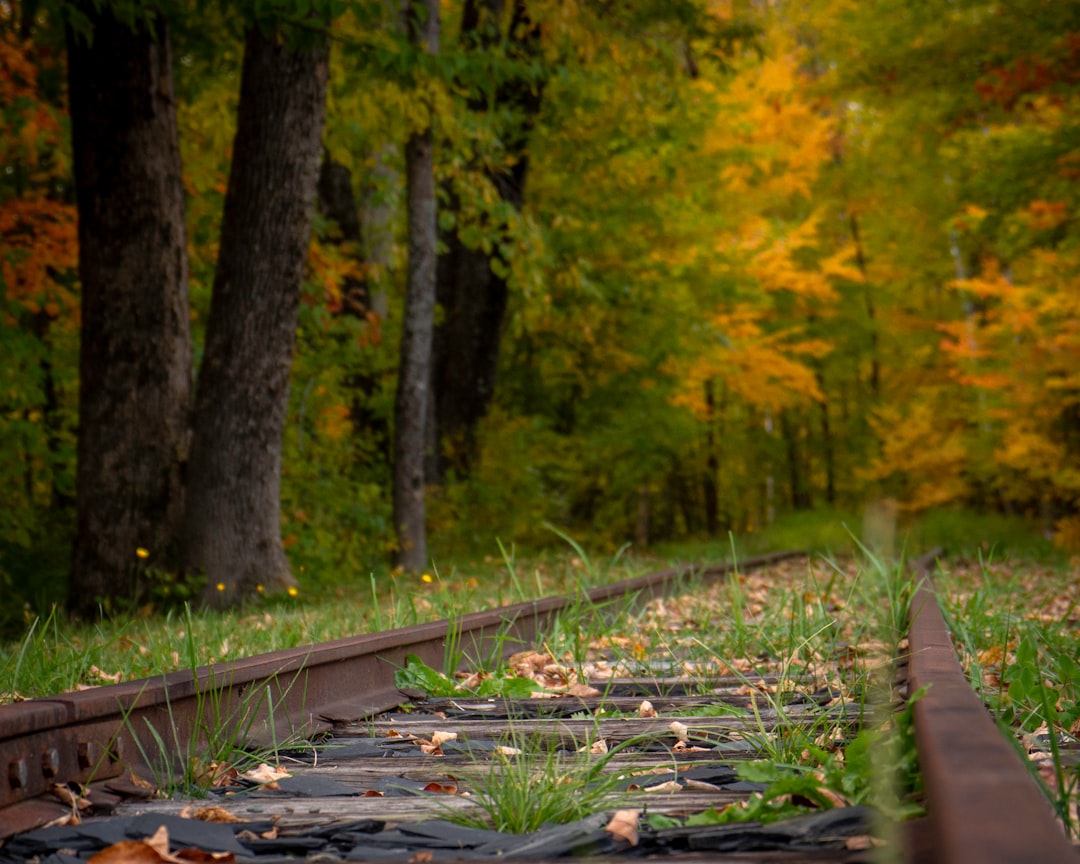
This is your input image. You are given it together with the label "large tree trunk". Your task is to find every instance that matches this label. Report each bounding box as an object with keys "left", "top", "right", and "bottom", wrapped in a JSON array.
[
  {"left": 182, "top": 24, "right": 329, "bottom": 605},
  {"left": 429, "top": 0, "right": 543, "bottom": 480},
  {"left": 393, "top": 0, "right": 440, "bottom": 571},
  {"left": 66, "top": 7, "right": 191, "bottom": 616}
]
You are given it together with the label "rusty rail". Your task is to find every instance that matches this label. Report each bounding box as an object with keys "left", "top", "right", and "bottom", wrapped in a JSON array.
[
  {"left": 0, "top": 550, "right": 801, "bottom": 837},
  {"left": 906, "top": 551, "right": 1076, "bottom": 864},
  {"left": 4, "top": 548, "right": 1077, "bottom": 863}
]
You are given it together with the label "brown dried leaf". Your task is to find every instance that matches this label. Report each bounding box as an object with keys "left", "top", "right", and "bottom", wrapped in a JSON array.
[
  {"left": 421, "top": 781, "right": 458, "bottom": 794},
  {"left": 668, "top": 721, "right": 689, "bottom": 741},
  {"left": 88, "top": 665, "right": 123, "bottom": 684},
  {"left": 41, "top": 811, "right": 78, "bottom": 829},
  {"left": 643, "top": 780, "right": 683, "bottom": 793},
  {"left": 238, "top": 763, "right": 290, "bottom": 787},
  {"left": 192, "top": 807, "right": 246, "bottom": 824},
  {"left": 50, "top": 782, "right": 91, "bottom": 810},
  {"left": 604, "top": 809, "right": 640, "bottom": 846},
  {"left": 193, "top": 761, "right": 238, "bottom": 789},
  {"left": 407, "top": 853, "right": 433, "bottom": 864},
  {"left": 566, "top": 683, "right": 601, "bottom": 698},
  {"left": 637, "top": 700, "right": 657, "bottom": 718},
  {"left": 430, "top": 730, "right": 457, "bottom": 747},
  {"left": 683, "top": 778, "right": 723, "bottom": 791},
  {"left": 457, "top": 670, "right": 491, "bottom": 690}
]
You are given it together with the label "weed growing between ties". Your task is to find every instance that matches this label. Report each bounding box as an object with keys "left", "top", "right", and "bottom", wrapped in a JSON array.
[
  {"left": 117, "top": 605, "right": 314, "bottom": 798},
  {"left": 448, "top": 732, "right": 643, "bottom": 834},
  {"left": 936, "top": 556, "right": 1080, "bottom": 837}
]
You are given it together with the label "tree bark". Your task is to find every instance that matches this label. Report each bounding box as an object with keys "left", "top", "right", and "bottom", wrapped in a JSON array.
[
  {"left": 393, "top": 0, "right": 440, "bottom": 571},
  {"left": 429, "top": 0, "right": 543, "bottom": 480},
  {"left": 66, "top": 7, "right": 191, "bottom": 616},
  {"left": 182, "top": 24, "right": 329, "bottom": 605},
  {"left": 317, "top": 154, "right": 369, "bottom": 318}
]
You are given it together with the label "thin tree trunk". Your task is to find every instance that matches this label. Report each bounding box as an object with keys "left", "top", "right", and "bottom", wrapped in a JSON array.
[
  {"left": 316, "top": 153, "right": 389, "bottom": 453},
  {"left": 703, "top": 378, "right": 720, "bottom": 535},
  {"left": 66, "top": 6, "right": 191, "bottom": 616},
  {"left": 182, "top": 24, "right": 329, "bottom": 605},
  {"left": 817, "top": 370, "right": 836, "bottom": 505},
  {"left": 849, "top": 214, "right": 879, "bottom": 397},
  {"left": 317, "top": 154, "right": 369, "bottom": 318},
  {"left": 393, "top": 0, "right": 440, "bottom": 571},
  {"left": 429, "top": 0, "right": 543, "bottom": 480}
]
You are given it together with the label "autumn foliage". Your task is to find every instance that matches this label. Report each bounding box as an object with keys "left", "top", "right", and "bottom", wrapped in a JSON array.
[{"left": 2, "top": 0, "right": 1080, "bottom": 619}]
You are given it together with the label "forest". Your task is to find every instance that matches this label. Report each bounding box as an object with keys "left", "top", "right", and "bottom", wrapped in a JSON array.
[{"left": 2, "top": 0, "right": 1079, "bottom": 624}]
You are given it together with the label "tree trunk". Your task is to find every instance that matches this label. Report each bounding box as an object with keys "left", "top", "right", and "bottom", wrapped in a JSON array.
[
  {"left": 781, "top": 410, "right": 811, "bottom": 510},
  {"left": 66, "top": 7, "right": 191, "bottom": 616},
  {"left": 316, "top": 153, "right": 389, "bottom": 453},
  {"left": 392, "top": 0, "right": 440, "bottom": 571},
  {"left": 317, "top": 154, "right": 369, "bottom": 318},
  {"left": 182, "top": 24, "right": 329, "bottom": 605},
  {"left": 703, "top": 378, "right": 720, "bottom": 535},
  {"left": 429, "top": 0, "right": 543, "bottom": 480}
]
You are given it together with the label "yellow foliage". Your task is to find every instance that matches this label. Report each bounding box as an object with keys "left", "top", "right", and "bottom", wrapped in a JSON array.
[
  {"left": 1052, "top": 516, "right": 1080, "bottom": 555},
  {"left": 864, "top": 400, "right": 969, "bottom": 513},
  {"left": 671, "top": 306, "right": 829, "bottom": 416}
]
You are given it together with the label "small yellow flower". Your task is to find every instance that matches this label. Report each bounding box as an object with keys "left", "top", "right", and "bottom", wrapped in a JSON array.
[
  {"left": 256, "top": 584, "right": 264, "bottom": 593},
  {"left": 421, "top": 573, "right": 433, "bottom": 583},
  {"left": 287, "top": 586, "right": 299, "bottom": 597},
  {"left": 216, "top": 582, "right": 225, "bottom": 592},
  {"left": 136, "top": 548, "right": 149, "bottom": 559}
]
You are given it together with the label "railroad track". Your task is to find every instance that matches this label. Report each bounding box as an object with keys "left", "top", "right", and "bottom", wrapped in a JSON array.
[{"left": 0, "top": 550, "right": 1075, "bottom": 863}]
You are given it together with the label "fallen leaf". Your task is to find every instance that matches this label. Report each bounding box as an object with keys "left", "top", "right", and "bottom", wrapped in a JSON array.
[
  {"left": 605, "top": 809, "right": 640, "bottom": 846},
  {"left": 643, "top": 780, "right": 683, "bottom": 793},
  {"left": 193, "top": 761, "right": 238, "bottom": 788},
  {"left": 421, "top": 781, "right": 458, "bottom": 794},
  {"left": 430, "top": 730, "right": 457, "bottom": 747},
  {"left": 845, "top": 835, "right": 876, "bottom": 850},
  {"left": 578, "top": 738, "right": 608, "bottom": 754},
  {"left": 566, "top": 683, "right": 602, "bottom": 698},
  {"left": 193, "top": 807, "right": 246, "bottom": 824},
  {"left": 239, "top": 763, "right": 290, "bottom": 787},
  {"left": 50, "top": 782, "right": 91, "bottom": 811},
  {"left": 89, "top": 666, "right": 123, "bottom": 684},
  {"left": 407, "top": 853, "right": 433, "bottom": 864},
  {"left": 41, "top": 811, "right": 78, "bottom": 829},
  {"left": 457, "top": 670, "right": 491, "bottom": 690},
  {"left": 637, "top": 700, "right": 657, "bottom": 718},
  {"left": 668, "top": 721, "right": 689, "bottom": 741}
]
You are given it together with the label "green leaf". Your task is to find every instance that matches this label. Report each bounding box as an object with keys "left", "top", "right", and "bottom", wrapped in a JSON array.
[{"left": 393, "top": 654, "right": 456, "bottom": 695}]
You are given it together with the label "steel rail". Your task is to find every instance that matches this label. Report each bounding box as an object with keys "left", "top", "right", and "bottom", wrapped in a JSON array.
[
  {"left": 0, "top": 550, "right": 802, "bottom": 837},
  {"left": 906, "top": 551, "right": 1076, "bottom": 864}
]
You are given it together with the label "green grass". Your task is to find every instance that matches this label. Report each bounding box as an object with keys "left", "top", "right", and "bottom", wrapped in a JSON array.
[
  {"left": 448, "top": 730, "right": 643, "bottom": 834},
  {"left": 0, "top": 539, "right": 649, "bottom": 703},
  {"left": 935, "top": 556, "right": 1079, "bottom": 837}
]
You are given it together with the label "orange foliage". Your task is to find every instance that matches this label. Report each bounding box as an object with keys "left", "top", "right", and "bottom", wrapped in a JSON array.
[{"left": 0, "top": 31, "right": 78, "bottom": 323}]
